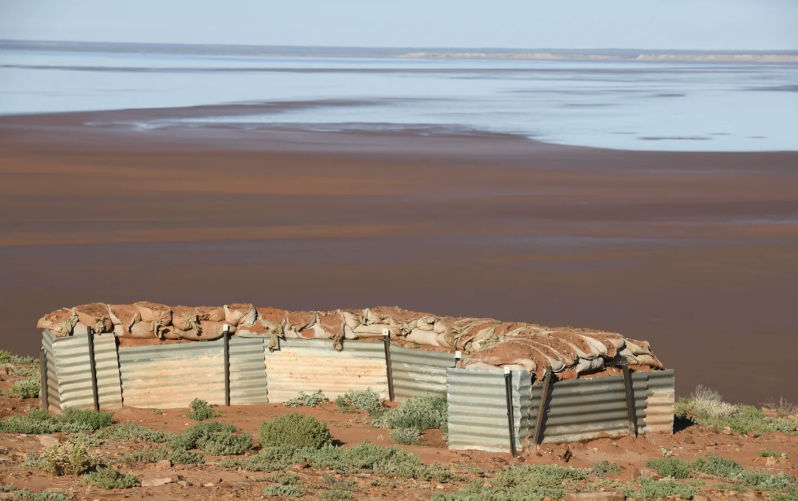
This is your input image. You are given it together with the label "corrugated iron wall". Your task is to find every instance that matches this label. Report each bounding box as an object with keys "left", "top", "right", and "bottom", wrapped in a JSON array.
[
  {"left": 118, "top": 341, "right": 226, "bottom": 408},
  {"left": 390, "top": 345, "right": 456, "bottom": 401},
  {"left": 229, "top": 337, "right": 268, "bottom": 405},
  {"left": 446, "top": 368, "right": 531, "bottom": 453},
  {"left": 50, "top": 333, "right": 123, "bottom": 410},
  {"left": 265, "top": 338, "right": 388, "bottom": 403},
  {"left": 529, "top": 369, "right": 675, "bottom": 444},
  {"left": 41, "top": 331, "right": 61, "bottom": 412}
]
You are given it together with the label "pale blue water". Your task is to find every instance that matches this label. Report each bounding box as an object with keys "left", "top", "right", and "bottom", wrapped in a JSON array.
[{"left": 1, "top": 42, "right": 797, "bottom": 151}]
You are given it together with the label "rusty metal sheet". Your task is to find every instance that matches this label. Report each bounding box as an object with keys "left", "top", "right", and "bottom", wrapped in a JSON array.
[
  {"left": 265, "top": 338, "right": 388, "bottom": 403},
  {"left": 390, "top": 345, "right": 456, "bottom": 402},
  {"left": 446, "top": 368, "right": 531, "bottom": 453},
  {"left": 118, "top": 340, "right": 225, "bottom": 408},
  {"left": 49, "top": 332, "right": 122, "bottom": 410}
]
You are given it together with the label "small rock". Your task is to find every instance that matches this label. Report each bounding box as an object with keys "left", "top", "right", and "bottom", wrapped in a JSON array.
[
  {"left": 693, "top": 495, "right": 709, "bottom": 501},
  {"left": 141, "top": 477, "right": 174, "bottom": 487},
  {"left": 155, "top": 459, "right": 172, "bottom": 470},
  {"left": 765, "top": 457, "right": 778, "bottom": 466},
  {"left": 563, "top": 491, "right": 624, "bottom": 501},
  {"left": 202, "top": 483, "right": 215, "bottom": 488},
  {"left": 177, "top": 481, "right": 189, "bottom": 487},
  {"left": 436, "top": 484, "right": 445, "bottom": 490}
]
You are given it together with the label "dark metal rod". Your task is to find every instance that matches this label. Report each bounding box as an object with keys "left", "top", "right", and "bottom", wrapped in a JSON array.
[
  {"left": 383, "top": 330, "right": 394, "bottom": 402},
  {"left": 224, "top": 328, "right": 231, "bottom": 406},
  {"left": 40, "top": 347, "right": 49, "bottom": 411},
  {"left": 87, "top": 331, "right": 99, "bottom": 411},
  {"left": 533, "top": 368, "right": 553, "bottom": 447},
  {"left": 621, "top": 360, "right": 637, "bottom": 437},
  {"left": 503, "top": 368, "right": 517, "bottom": 456}
]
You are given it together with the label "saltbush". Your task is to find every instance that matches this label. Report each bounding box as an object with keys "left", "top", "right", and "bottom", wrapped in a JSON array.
[
  {"left": 285, "top": 390, "right": 328, "bottom": 408},
  {"left": 40, "top": 437, "right": 95, "bottom": 476},
  {"left": 0, "top": 409, "right": 114, "bottom": 435},
  {"left": 81, "top": 467, "right": 139, "bottom": 489},
  {"left": 592, "top": 461, "right": 621, "bottom": 475},
  {"left": 335, "top": 389, "right": 384, "bottom": 417},
  {"left": 391, "top": 427, "right": 421, "bottom": 445},
  {"left": 124, "top": 446, "right": 205, "bottom": 465},
  {"left": 187, "top": 398, "right": 219, "bottom": 421},
  {"left": 434, "top": 464, "right": 587, "bottom": 500},
  {"left": 380, "top": 395, "right": 446, "bottom": 431},
  {"left": 89, "top": 423, "right": 167, "bottom": 444},
  {"left": 258, "top": 413, "right": 332, "bottom": 449},
  {"left": 624, "top": 478, "right": 697, "bottom": 499},
  {"left": 9, "top": 377, "right": 40, "bottom": 399},
  {"left": 264, "top": 484, "right": 304, "bottom": 497},
  {"left": 646, "top": 458, "right": 692, "bottom": 478}
]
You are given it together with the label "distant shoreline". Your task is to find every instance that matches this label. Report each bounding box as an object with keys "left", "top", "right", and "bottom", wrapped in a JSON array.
[{"left": 3, "top": 39, "right": 798, "bottom": 63}]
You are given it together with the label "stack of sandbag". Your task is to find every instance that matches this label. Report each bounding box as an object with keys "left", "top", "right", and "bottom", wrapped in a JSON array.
[{"left": 37, "top": 303, "right": 664, "bottom": 377}]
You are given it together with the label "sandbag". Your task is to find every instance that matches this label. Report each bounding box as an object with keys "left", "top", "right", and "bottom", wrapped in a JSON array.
[
  {"left": 197, "top": 305, "right": 225, "bottom": 322},
  {"left": 173, "top": 305, "right": 202, "bottom": 331},
  {"left": 74, "top": 303, "right": 114, "bottom": 333},
  {"left": 37, "top": 308, "right": 78, "bottom": 336},
  {"left": 108, "top": 304, "right": 140, "bottom": 335},
  {"left": 135, "top": 301, "right": 172, "bottom": 326},
  {"left": 224, "top": 303, "right": 257, "bottom": 327}
]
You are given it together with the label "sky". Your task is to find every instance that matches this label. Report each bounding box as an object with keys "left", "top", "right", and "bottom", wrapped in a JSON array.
[{"left": 0, "top": 0, "right": 797, "bottom": 50}]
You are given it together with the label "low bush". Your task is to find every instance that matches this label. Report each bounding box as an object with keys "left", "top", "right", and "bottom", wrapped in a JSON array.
[
  {"left": 379, "top": 395, "right": 447, "bottom": 432},
  {"left": 40, "top": 437, "right": 95, "bottom": 476},
  {"left": 0, "top": 486, "right": 70, "bottom": 501},
  {"left": 81, "top": 467, "right": 139, "bottom": 489},
  {"left": 264, "top": 484, "right": 304, "bottom": 497},
  {"left": 624, "top": 478, "right": 697, "bottom": 499},
  {"left": 676, "top": 386, "right": 798, "bottom": 436},
  {"left": 433, "top": 464, "right": 588, "bottom": 500},
  {"left": 335, "top": 389, "right": 384, "bottom": 417},
  {"left": 285, "top": 390, "right": 328, "bottom": 408},
  {"left": 258, "top": 413, "right": 332, "bottom": 449},
  {"left": 391, "top": 427, "right": 421, "bottom": 445},
  {"left": 691, "top": 454, "right": 795, "bottom": 491},
  {"left": 0, "top": 409, "right": 114, "bottom": 434},
  {"left": 646, "top": 458, "right": 692, "bottom": 479},
  {"left": 199, "top": 430, "right": 253, "bottom": 455},
  {"left": 592, "top": 461, "right": 621, "bottom": 475},
  {"left": 259, "top": 472, "right": 300, "bottom": 485},
  {"left": 8, "top": 376, "right": 40, "bottom": 399},
  {"left": 90, "top": 423, "right": 166, "bottom": 445},
  {"left": 187, "top": 398, "right": 218, "bottom": 421},
  {"left": 124, "top": 446, "right": 205, "bottom": 465},
  {"left": 759, "top": 449, "right": 786, "bottom": 458}
]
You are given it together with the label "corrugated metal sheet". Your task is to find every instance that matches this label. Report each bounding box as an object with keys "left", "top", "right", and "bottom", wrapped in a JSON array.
[
  {"left": 446, "top": 368, "right": 531, "bottom": 453},
  {"left": 229, "top": 337, "right": 268, "bottom": 405},
  {"left": 635, "top": 370, "right": 675, "bottom": 434},
  {"left": 50, "top": 333, "right": 122, "bottom": 410},
  {"left": 529, "top": 369, "right": 675, "bottom": 444},
  {"left": 119, "top": 341, "right": 225, "bottom": 408},
  {"left": 41, "top": 331, "right": 61, "bottom": 412},
  {"left": 390, "top": 346, "right": 455, "bottom": 401},
  {"left": 265, "top": 338, "right": 388, "bottom": 403}
]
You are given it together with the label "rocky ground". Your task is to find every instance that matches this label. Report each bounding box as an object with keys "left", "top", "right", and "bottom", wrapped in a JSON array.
[{"left": 1, "top": 355, "right": 796, "bottom": 501}]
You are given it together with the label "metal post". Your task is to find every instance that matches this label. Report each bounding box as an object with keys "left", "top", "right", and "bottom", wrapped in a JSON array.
[
  {"left": 533, "top": 368, "right": 553, "bottom": 447},
  {"left": 87, "top": 331, "right": 99, "bottom": 411},
  {"left": 40, "top": 347, "right": 49, "bottom": 411},
  {"left": 383, "top": 329, "right": 394, "bottom": 402},
  {"left": 621, "top": 360, "right": 637, "bottom": 437},
  {"left": 223, "top": 324, "right": 231, "bottom": 406},
  {"left": 503, "top": 367, "right": 517, "bottom": 456}
]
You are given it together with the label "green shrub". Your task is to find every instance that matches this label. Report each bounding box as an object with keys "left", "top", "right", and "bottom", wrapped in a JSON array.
[
  {"left": 391, "top": 427, "right": 421, "bottom": 445},
  {"left": 380, "top": 395, "right": 447, "bottom": 431},
  {"left": 759, "top": 449, "right": 786, "bottom": 458},
  {"left": 285, "top": 390, "right": 328, "bottom": 408},
  {"left": 646, "top": 458, "right": 692, "bottom": 478},
  {"left": 241, "top": 446, "right": 299, "bottom": 471},
  {"left": 434, "top": 464, "right": 587, "bottom": 500},
  {"left": 198, "top": 430, "right": 253, "bottom": 455},
  {"left": 166, "top": 421, "right": 236, "bottom": 449},
  {"left": 691, "top": 454, "right": 795, "bottom": 491},
  {"left": 124, "top": 446, "right": 205, "bottom": 465},
  {"left": 9, "top": 377, "right": 40, "bottom": 399},
  {"left": 0, "top": 486, "right": 70, "bottom": 501},
  {"left": 624, "top": 478, "right": 697, "bottom": 499},
  {"left": 259, "top": 472, "right": 300, "bottom": 485},
  {"left": 40, "top": 437, "right": 95, "bottom": 476},
  {"left": 264, "top": 484, "right": 304, "bottom": 497},
  {"left": 187, "top": 398, "right": 218, "bottom": 421},
  {"left": 0, "top": 409, "right": 114, "bottom": 434},
  {"left": 81, "top": 467, "right": 139, "bottom": 489},
  {"left": 258, "top": 413, "right": 332, "bottom": 449},
  {"left": 335, "top": 389, "right": 384, "bottom": 417},
  {"left": 592, "top": 461, "right": 621, "bottom": 475},
  {"left": 320, "top": 489, "right": 354, "bottom": 499},
  {"left": 90, "top": 423, "right": 166, "bottom": 444}
]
